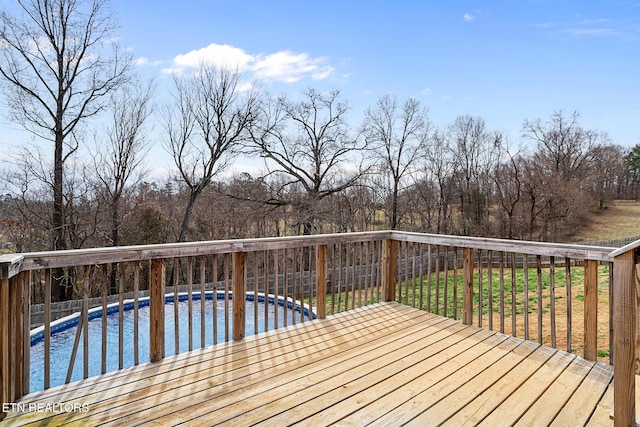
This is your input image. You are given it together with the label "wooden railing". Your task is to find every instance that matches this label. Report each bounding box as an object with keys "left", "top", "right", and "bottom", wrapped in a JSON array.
[{"left": 1, "top": 231, "right": 637, "bottom": 424}]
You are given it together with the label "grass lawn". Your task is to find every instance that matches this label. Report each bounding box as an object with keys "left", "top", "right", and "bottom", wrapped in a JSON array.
[{"left": 574, "top": 200, "right": 640, "bottom": 243}]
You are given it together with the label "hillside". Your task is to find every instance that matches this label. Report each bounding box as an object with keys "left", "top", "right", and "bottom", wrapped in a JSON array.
[{"left": 572, "top": 201, "right": 640, "bottom": 243}]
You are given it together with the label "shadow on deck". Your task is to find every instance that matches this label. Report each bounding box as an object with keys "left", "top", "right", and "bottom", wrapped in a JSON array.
[{"left": 3, "top": 302, "right": 617, "bottom": 426}]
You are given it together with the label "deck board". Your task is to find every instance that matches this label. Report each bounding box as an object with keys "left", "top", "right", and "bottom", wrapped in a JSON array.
[
  {"left": 473, "top": 351, "right": 576, "bottom": 427},
  {"left": 4, "top": 302, "right": 616, "bottom": 426}
]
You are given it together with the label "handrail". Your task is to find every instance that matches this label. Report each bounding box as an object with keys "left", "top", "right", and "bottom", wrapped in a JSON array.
[
  {"left": 3, "top": 231, "right": 392, "bottom": 276},
  {"left": 390, "top": 231, "right": 616, "bottom": 261},
  {"left": 0, "top": 231, "right": 616, "bottom": 279}
]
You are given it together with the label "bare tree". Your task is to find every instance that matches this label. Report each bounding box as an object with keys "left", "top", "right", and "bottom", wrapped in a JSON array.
[
  {"left": 164, "top": 65, "right": 259, "bottom": 242},
  {"left": 522, "top": 111, "right": 600, "bottom": 181},
  {"left": 422, "top": 129, "right": 456, "bottom": 234},
  {"left": 449, "top": 115, "right": 500, "bottom": 235},
  {"left": 90, "top": 80, "right": 153, "bottom": 292},
  {"left": 92, "top": 80, "right": 154, "bottom": 247},
  {"left": 1, "top": 147, "right": 53, "bottom": 252},
  {"left": 0, "top": 0, "right": 132, "bottom": 257},
  {"left": 363, "top": 94, "right": 432, "bottom": 229},
  {"left": 587, "top": 143, "right": 624, "bottom": 209},
  {"left": 250, "top": 89, "right": 368, "bottom": 235},
  {"left": 522, "top": 111, "right": 606, "bottom": 240},
  {"left": 492, "top": 143, "right": 523, "bottom": 239}
]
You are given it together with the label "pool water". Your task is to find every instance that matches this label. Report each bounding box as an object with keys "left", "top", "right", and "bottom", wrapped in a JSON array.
[{"left": 30, "top": 294, "right": 312, "bottom": 391}]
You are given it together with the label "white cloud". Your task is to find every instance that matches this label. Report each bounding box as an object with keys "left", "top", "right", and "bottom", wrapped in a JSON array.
[
  {"left": 135, "top": 57, "right": 162, "bottom": 67},
  {"left": 536, "top": 16, "right": 631, "bottom": 39},
  {"left": 421, "top": 87, "right": 433, "bottom": 96},
  {"left": 463, "top": 13, "right": 475, "bottom": 22},
  {"left": 566, "top": 27, "right": 618, "bottom": 37},
  {"left": 167, "top": 43, "right": 253, "bottom": 73},
  {"left": 312, "top": 66, "right": 335, "bottom": 81},
  {"left": 236, "top": 82, "right": 254, "bottom": 92},
  {"left": 253, "top": 51, "right": 329, "bottom": 83},
  {"left": 162, "top": 43, "right": 335, "bottom": 83}
]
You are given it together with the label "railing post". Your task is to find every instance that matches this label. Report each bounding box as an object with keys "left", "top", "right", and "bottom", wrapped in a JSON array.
[
  {"left": 232, "top": 251, "right": 246, "bottom": 341},
  {"left": 150, "top": 258, "right": 166, "bottom": 363},
  {"left": 316, "top": 245, "right": 327, "bottom": 319},
  {"left": 0, "top": 255, "right": 26, "bottom": 420},
  {"left": 463, "top": 248, "right": 474, "bottom": 325},
  {"left": 611, "top": 242, "right": 640, "bottom": 426},
  {"left": 0, "top": 273, "right": 8, "bottom": 420},
  {"left": 584, "top": 259, "right": 598, "bottom": 361},
  {"left": 1, "top": 256, "right": 26, "bottom": 420},
  {"left": 9, "top": 273, "right": 26, "bottom": 400},
  {"left": 382, "top": 239, "right": 398, "bottom": 302}
]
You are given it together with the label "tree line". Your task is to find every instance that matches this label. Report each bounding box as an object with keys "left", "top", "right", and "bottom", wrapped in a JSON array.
[{"left": 1, "top": 0, "right": 640, "bottom": 261}]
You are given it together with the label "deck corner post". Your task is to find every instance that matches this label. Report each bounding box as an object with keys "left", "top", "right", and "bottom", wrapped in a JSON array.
[
  {"left": 316, "top": 245, "right": 327, "bottom": 319},
  {"left": 584, "top": 259, "right": 598, "bottom": 361},
  {"left": 150, "top": 258, "right": 166, "bottom": 363},
  {"left": 232, "top": 251, "right": 246, "bottom": 341},
  {"left": 0, "top": 269, "right": 29, "bottom": 419},
  {"left": 0, "top": 275, "right": 8, "bottom": 420},
  {"left": 612, "top": 246, "right": 639, "bottom": 426},
  {"left": 462, "top": 247, "right": 474, "bottom": 326},
  {"left": 382, "top": 239, "right": 398, "bottom": 302},
  {"left": 10, "top": 272, "right": 27, "bottom": 401}
]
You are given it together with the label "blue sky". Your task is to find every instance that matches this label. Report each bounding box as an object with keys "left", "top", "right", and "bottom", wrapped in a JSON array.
[
  {"left": 2, "top": 0, "right": 640, "bottom": 173},
  {"left": 116, "top": 0, "right": 640, "bottom": 147}
]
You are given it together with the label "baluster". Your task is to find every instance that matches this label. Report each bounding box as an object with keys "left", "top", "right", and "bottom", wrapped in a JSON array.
[
  {"left": 536, "top": 255, "right": 543, "bottom": 344},
  {"left": 488, "top": 250, "right": 493, "bottom": 331},
  {"left": 511, "top": 253, "right": 517, "bottom": 338},
  {"left": 462, "top": 247, "right": 474, "bottom": 326},
  {"left": 212, "top": 255, "right": 218, "bottom": 345},
  {"left": 200, "top": 256, "right": 206, "bottom": 349},
  {"left": 44, "top": 269, "right": 51, "bottom": 388},
  {"left": 118, "top": 263, "right": 124, "bottom": 369},
  {"left": 476, "top": 249, "right": 482, "bottom": 326},
  {"left": 499, "top": 251, "right": 505, "bottom": 334},
  {"left": 187, "top": 256, "right": 193, "bottom": 351},
  {"left": 426, "top": 245, "right": 432, "bottom": 312},
  {"left": 133, "top": 261, "right": 140, "bottom": 365},
  {"left": 274, "top": 249, "right": 279, "bottom": 328},
  {"left": 523, "top": 254, "right": 529, "bottom": 341},
  {"left": 565, "top": 257, "right": 572, "bottom": 354},
  {"left": 443, "top": 247, "right": 449, "bottom": 318},
  {"left": 173, "top": 258, "right": 180, "bottom": 355},
  {"left": 550, "top": 256, "right": 556, "bottom": 348},
  {"left": 264, "top": 250, "right": 270, "bottom": 331},
  {"left": 316, "top": 245, "right": 327, "bottom": 319}
]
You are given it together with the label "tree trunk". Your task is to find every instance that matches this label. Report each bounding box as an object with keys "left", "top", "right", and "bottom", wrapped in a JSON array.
[
  {"left": 390, "top": 179, "right": 399, "bottom": 230},
  {"left": 53, "top": 132, "right": 67, "bottom": 300},
  {"left": 178, "top": 192, "right": 199, "bottom": 242},
  {"left": 109, "top": 206, "right": 121, "bottom": 293}
]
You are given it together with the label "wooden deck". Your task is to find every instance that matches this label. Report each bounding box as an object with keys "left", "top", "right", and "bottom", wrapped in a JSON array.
[{"left": 4, "top": 302, "right": 616, "bottom": 426}]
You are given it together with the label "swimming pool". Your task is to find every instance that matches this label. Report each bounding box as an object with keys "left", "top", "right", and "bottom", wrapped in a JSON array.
[{"left": 30, "top": 293, "right": 314, "bottom": 391}]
